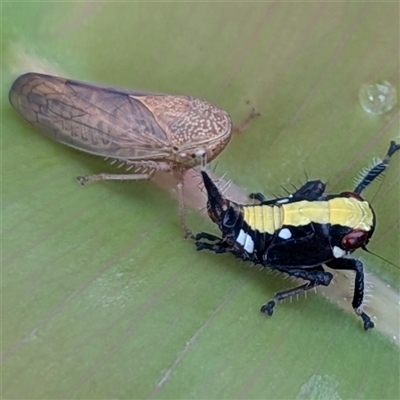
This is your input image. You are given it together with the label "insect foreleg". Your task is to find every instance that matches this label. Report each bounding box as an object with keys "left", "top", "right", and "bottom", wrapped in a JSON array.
[
  {"left": 195, "top": 232, "right": 222, "bottom": 242},
  {"left": 196, "top": 242, "right": 228, "bottom": 254},
  {"left": 325, "top": 258, "right": 374, "bottom": 330},
  {"left": 196, "top": 241, "right": 229, "bottom": 254},
  {"left": 260, "top": 265, "right": 333, "bottom": 316},
  {"left": 195, "top": 232, "right": 229, "bottom": 253}
]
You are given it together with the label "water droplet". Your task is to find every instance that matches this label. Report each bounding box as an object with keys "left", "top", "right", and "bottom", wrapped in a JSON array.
[{"left": 358, "top": 80, "right": 397, "bottom": 115}]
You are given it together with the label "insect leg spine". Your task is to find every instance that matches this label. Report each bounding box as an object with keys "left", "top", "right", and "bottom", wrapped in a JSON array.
[
  {"left": 353, "top": 141, "right": 400, "bottom": 194},
  {"left": 353, "top": 157, "right": 383, "bottom": 188}
]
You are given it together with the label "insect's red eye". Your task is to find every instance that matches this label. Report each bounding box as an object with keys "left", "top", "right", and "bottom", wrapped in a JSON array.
[
  {"left": 342, "top": 230, "right": 369, "bottom": 250},
  {"left": 341, "top": 191, "right": 364, "bottom": 201}
]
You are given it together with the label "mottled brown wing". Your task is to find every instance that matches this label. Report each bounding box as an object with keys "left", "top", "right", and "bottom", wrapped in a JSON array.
[{"left": 9, "top": 73, "right": 174, "bottom": 161}]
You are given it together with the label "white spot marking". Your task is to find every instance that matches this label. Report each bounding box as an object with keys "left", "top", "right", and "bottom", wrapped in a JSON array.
[
  {"left": 278, "top": 228, "right": 292, "bottom": 239},
  {"left": 333, "top": 246, "right": 346, "bottom": 258},
  {"left": 236, "top": 229, "right": 254, "bottom": 253},
  {"left": 236, "top": 229, "right": 246, "bottom": 246},
  {"left": 244, "top": 234, "right": 254, "bottom": 253},
  {"left": 277, "top": 198, "right": 289, "bottom": 204}
]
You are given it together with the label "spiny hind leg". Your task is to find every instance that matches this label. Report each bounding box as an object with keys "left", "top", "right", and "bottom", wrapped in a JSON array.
[
  {"left": 76, "top": 160, "right": 164, "bottom": 185},
  {"left": 77, "top": 173, "right": 153, "bottom": 185},
  {"left": 325, "top": 258, "right": 374, "bottom": 330},
  {"left": 260, "top": 266, "right": 332, "bottom": 316},
  {"left": 354, "top": 140, "right": 400, "bottom": 194}
]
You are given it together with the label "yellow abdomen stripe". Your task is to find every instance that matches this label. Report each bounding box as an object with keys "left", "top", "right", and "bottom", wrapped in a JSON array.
[
  {"left": 243, "top": 205, "right": 283, "bottom": 235},
  {"left": 243, "top": 197, "right": 374, "bottom": 234}
]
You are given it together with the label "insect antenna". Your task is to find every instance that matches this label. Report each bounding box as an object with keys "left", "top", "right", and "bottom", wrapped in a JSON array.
[
  {"left": 362, "top": 246, "right": 398, "bottom": 269},
  {"left": 354, "top": 141, "right": 400, "bottom": 195}
]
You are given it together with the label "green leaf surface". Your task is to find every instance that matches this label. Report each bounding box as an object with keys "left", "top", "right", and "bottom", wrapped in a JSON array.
[{"left": 2, "top": 2, "right": 399, "bottom": 399}]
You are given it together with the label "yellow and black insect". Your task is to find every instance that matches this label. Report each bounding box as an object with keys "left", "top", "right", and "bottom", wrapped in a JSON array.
[
  {"left": 9, "top": 72, "right": 254, "bottom": 237},
  {"left": 195, "top": 141, "right": 400, "bottom": 330}
]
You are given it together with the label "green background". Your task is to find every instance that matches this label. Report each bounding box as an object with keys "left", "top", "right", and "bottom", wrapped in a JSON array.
[{"left": 2, "top": 2, "right": 399, "bottom": 399}]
